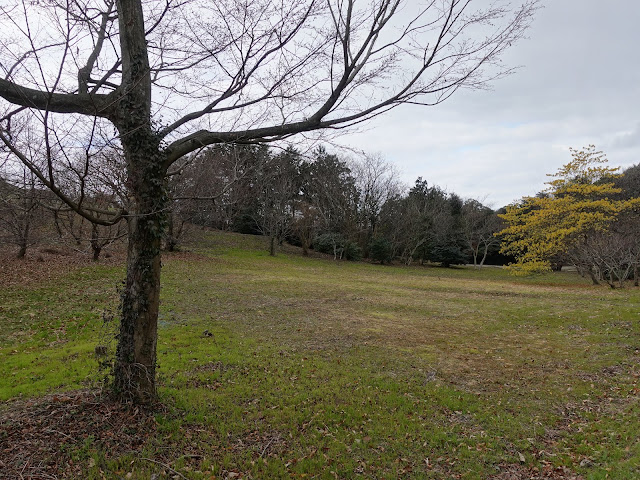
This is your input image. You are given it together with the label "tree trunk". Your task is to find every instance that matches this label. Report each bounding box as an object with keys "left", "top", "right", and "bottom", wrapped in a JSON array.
[
  {"left": 299, "top": 223, "right": 311, "bottom": 256},
  {"left": 634, "top": 263, "right": 638, "bottom": 287},
  {"left": 165, "top": 212, "right": 176, "bottom": 252},
  {"left": 17, "top": 220, "right": 30, "bottom": 259},
  {"left": 113, "top": 137, "right": 166, "bottom": 403},
  {"left": 111, "top": 110, "right": 166, "bottom": 405},
  {"left": 606, "top": 270, "right": 616, "bottom": 289},
  {"left": 587, "top": 268, "right": 600, "bottom": 286},
  {"left": 110, "top": 0, "right": 167, "bottom": 404},
  {"left": 269, "top": 235, "right": 276, "bottom": 256},
  {"left": 53, "top": 210, "right": 64, "bottom": 239},
  {"left": 114, "top": 216, "right": 162, "bottom": 402},
  {"left": 479, "top": 244, "right": 489, "bottom": 267},
  {"left": 91, "top": 223, "right": 101, "bottom": 261}
]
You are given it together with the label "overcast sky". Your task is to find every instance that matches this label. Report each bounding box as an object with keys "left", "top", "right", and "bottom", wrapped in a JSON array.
[{"left": 342, "top": 0, "right": 640, "bottom": 208}]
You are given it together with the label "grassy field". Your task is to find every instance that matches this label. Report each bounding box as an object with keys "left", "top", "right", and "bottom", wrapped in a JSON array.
[{"left": 1, "top": 231, "right": 639, "bottom": 479}]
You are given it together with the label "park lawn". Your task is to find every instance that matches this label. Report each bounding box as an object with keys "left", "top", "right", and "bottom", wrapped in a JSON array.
[{"left": 1, "top": 230, "right": 639, "bottom": 479}]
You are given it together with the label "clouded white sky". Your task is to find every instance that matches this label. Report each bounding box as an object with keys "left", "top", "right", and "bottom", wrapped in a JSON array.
[{"left": 342, "top": 0, "right": 640, "bottom": 208}]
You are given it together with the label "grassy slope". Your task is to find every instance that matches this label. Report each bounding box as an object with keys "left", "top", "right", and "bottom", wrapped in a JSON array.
[{"left": 1, "top": 231, "right": 639, "bottom": 479}]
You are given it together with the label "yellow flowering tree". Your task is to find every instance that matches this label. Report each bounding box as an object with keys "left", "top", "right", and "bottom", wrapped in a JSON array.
[{"left": 498, "top": 146, "right": 640, "bottom": 279}]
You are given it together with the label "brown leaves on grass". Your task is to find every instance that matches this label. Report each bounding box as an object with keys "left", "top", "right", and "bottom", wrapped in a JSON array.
[
  {"left": 0, "top": 390, "right": 157, "bottom": 479},
  {"left": 0, "top": 388, "right": 290, "bottom": 479},
  {"left": 0, "top": 246, "right": 124, "bottom": 289},
  {"left": 491, "top": 464, "right": 583, "bottom": 479}
]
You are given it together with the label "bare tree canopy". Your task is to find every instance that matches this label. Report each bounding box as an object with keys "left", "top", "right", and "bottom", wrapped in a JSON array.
[
  {"left": 0, "top": 0, "right": 539, "bottom": 403},
  {"left": 0, "top": 0, "right": 538, "bottom": 157}
]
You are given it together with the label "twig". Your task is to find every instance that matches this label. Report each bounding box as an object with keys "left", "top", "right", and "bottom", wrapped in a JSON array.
[
  {"left": 45, "top": 428, "right": 74, "bottom": 440},
  {"left": 259, "top": 438, "right": 275, "bottom": 458},
  {"left": 138, "top": 457, "right": 188, "bottom": 480},
  {"left": 19, "top": 457, "right": 29, "bottom": 480}
]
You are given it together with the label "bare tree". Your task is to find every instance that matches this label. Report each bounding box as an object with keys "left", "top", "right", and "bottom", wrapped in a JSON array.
[
  {"left": 89, "top": 218, "right": 127, "bottom": 260},
  {"left": 48, "top": 146, "right": 128, "bottom": 258},
  {"left": 0, "top": 0, "right": 538, "bottom": 403},
  {"left": 54, "top": 205, "right": 128, "bottom": 260},
  {"left": 461, "top": 198, "right": 501, "bottom": 268},
  {"left": 567, "top": 214, "right": 640, "bottom": 289},
  {"left": 301, "top": 147, "right": 360, "bottom": 257},
  {"left": 0, "top": 166, "right": 45, "bottom": 257},
  {"left": 388, "top": 178, "right": 450, "bottom": 265},
  {"left": 165, "top": 144, "right": 264, "bottom": 250},
  {"left": 292, "top": 201, "right": 320, "bottom": 256},
  {"left": 351, "top": 153, "right": 401, "bottom": 256},
  {"left": 252, "top": 148, "right": 301, "bottom": 256}
]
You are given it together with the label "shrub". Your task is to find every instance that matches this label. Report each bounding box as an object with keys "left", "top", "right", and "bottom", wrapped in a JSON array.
[
  {"left": 313, "top": 233, "right": 344, "bottom": 255},
  {"left": 313, "top": 233, "right": 361, "bottom": 261},
  {"left": 369, "top": 237, "right": 393, "bottom": 264},
  {"left": 343, "top": 241, "right": 362, "bottom": 261}
]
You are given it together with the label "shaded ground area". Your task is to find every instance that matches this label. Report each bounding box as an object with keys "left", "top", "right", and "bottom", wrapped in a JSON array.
[
  {"left": 0, "top": 388, "right": 295, "bottom": 479},
  {"left": 0, "top": 390, "right": 156, "bottom": 479}
]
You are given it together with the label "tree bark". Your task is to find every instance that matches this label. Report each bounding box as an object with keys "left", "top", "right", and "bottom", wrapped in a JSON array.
[
  {"left": 113, "top": 132, "right": 166, "bottom": 403},
  {"left": 165, "top": 212, "right": 176, "bottom": 252},
  {"left": 480, "top": 244, "right": 489, "bottom": 267},
  {"left": 91, "top": 224, "right": 101, "bottom": 261},
  {"left": 587, "top": 268, "right": 600, "bottom": 286},
  {"left": 17, "top": 222, "right": 30, "bottom": 259},
  {"left": 111, "top": 0, "right": 165, "bottom": 403}
]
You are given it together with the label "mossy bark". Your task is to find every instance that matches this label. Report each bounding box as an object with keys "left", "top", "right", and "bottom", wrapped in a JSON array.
[
  {"left": 112, "top": 129, "right": 166, "bottom": 403},
  {"left": 110, "top": 0, "right": 166, "bottom": 404}
]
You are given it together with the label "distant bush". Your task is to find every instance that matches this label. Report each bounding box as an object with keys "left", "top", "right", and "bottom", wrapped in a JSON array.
[
  {"left": 369, "top": 237, "right": 393, "bottom": 264},
  {"left": 232, "top": 210, "right": 260, "bottom": 235},
  {"left": 313, "top": 233, "right": 343, "bottom": 256},
  {"left": 431, "top": 243, "right": 468, "bottom": 268},
  {"left": 313, "top": 233, "right": 361, "bottom": 261},
  {"left": 343, "top": 242, "right": 362, "bottom": 261}
]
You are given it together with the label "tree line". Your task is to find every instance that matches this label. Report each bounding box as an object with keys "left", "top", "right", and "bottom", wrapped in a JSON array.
[
  {"left": 1, "top": 143, "right": 509, "bottom": 268},
  {"left": 171, "top": 144, "right": 508, "bottom": 266},
  {"left": 6, "top": 143, "right": 639, "bottom": 286}
]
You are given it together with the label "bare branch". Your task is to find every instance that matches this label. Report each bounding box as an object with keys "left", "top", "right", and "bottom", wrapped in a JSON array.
[
  {"left": 0, "top": 129, "right": 125, "bottom": 225},
  {"left": 78, "top": 0, "right": 115, "bottom": 93},
  {"left": 0, "top": 78, "right": 114, "bottom": 116}
]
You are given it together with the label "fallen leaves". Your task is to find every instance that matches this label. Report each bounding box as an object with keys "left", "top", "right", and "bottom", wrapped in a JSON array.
[
  {"left": 0, "top": 389, "right": 157, "bottom": 479},
  {"left": 0, "top": 246, "right": 124, "bottom": 289}
]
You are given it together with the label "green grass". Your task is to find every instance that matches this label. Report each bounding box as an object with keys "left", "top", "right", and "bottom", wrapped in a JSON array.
[{"left": 1, "top": 230, "right": 640, "bottom": 479}]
